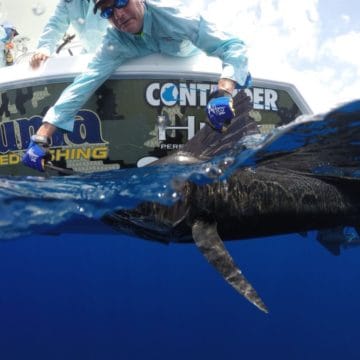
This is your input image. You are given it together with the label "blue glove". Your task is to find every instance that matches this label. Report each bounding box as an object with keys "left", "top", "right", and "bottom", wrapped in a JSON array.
[
  {"left": 22, "top": 135, "right": 51, "bottom": 172},
  {"left": 206, "top": 89, "right": 235, "bottom": 132}
]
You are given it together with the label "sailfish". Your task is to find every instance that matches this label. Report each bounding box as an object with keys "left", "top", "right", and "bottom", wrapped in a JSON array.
[{"left": 102, "top": 93, "right": 360, "bottom": 313}]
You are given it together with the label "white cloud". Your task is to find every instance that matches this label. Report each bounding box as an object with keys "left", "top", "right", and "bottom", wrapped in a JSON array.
[
  {"left": 322, "top": 31, "right": 360, "bottom": 66},
  {"left": 341, "top": 14, "right": 350, "bottom": 24},
  {"left": 204, "top": 0, "right": 359, "bottom": 113}
]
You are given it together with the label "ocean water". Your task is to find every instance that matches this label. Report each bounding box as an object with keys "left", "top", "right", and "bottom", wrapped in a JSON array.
[
  {"left": 1, "top": 102, "right": 360, "bottom": 360},
  {"left": 1, "top": 228, "right": 360, "bottom": 360}
]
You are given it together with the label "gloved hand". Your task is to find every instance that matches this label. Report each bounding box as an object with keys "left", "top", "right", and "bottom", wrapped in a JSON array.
[
  {"left": 206, "top": 89, "right": 235, "bottom": 132},
  {"left": 22, "top": 135, "right": 51, "bottom": 172}
]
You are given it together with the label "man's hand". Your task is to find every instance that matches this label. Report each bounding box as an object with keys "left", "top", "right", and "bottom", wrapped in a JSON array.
[
  {"left": 22, "top": 135, "right": 51, "bottom": 172},
  {"left": 29, "top": 51, "right": 49, "bottom": 69},
  {"left": 206, "top": 89, "right": 235, "bottom": 132}
]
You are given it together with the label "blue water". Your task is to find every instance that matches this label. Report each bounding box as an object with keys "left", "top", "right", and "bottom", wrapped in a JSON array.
[
  {"left": 1, "top": 102, "right": 360, "bottom": 359},
  {"left": 1, "top": 231, "right": 360, "bottom": 359}
]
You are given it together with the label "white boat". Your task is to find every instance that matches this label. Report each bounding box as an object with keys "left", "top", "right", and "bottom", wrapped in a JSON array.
[{"left": 0, "top": 53, "right": 312, "bottom": 175}]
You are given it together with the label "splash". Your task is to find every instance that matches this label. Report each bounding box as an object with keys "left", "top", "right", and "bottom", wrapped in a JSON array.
[{"left": 0, "top": 163, "right": 200, "bottom": 240}]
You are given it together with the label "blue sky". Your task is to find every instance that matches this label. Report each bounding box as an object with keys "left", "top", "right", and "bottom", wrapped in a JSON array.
[
  {"left": 319, "top": 0, "right": 360, "bottom": 34},
  {"left": 1, "top": 0, "right": 359, "bottom": 114}
]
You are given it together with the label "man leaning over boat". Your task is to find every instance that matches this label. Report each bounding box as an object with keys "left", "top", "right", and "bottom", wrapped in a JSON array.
[{"left": 23, "top": 0, "right": 251, "bottom": 172}]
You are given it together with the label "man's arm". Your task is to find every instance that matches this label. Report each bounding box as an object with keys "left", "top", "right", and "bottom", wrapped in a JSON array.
[
  {"left": 40, "top": 29, "right": 129, "bottom": 133},
  {"left": 194, "top": 18, "right": 249, "bottom": 131},
  {"left": 36, "top": 122, "right": 57, "bottom": 138},
  {"left": 193, "top": 16, "right": 249, "bottom": 88},
  {"left": 34, "top": 0, "right": 70, "bottom": 61},
  {"left": 150, "top": 3, "right": 249, "bottom": 88},
  {"left": 40, "top": 58, "right": 118, "bottom": 133},
  {"left": 23, "top": 29, "right": 131, "bottom": 171}
]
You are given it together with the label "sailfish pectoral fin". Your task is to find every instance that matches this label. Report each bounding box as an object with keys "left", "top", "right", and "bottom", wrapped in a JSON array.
[{"left": 192, "top": 219, "right": 269, "bottom": 314}]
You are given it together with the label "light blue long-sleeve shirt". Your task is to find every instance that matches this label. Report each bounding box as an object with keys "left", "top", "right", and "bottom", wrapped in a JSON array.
[
  {"left": 43, "top": 0, "right": 249, "bottom": 132},
  {"left": 37, "top": 0, "right": 108, "bottom": 55}
]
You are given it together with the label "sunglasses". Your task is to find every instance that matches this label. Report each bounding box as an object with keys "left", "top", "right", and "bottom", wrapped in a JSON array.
[{"left": 93, "top": 0, "right": 129, "bottom": 19}]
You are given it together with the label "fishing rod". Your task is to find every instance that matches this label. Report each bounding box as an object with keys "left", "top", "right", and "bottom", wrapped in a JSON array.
[
  {"left": 56, "top": 33, "right": 76, "bottom": 55},
  {"left": 44, "top": 162, "right": 78, "bottom": 176}
]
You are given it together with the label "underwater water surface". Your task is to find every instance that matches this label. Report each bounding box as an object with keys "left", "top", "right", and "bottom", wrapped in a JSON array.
[{"left": 1, "top": 102, "right": 360, "bottom": 359}]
